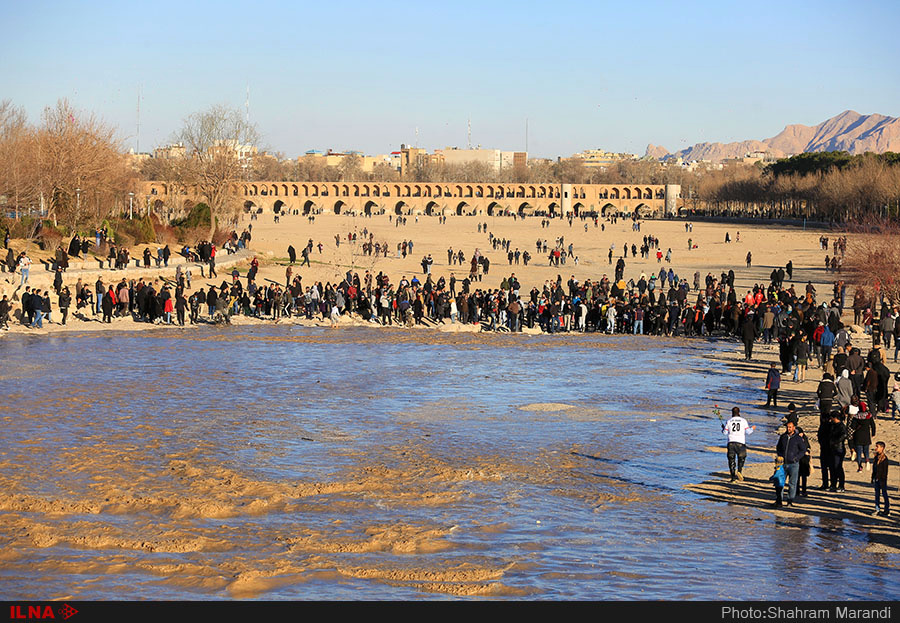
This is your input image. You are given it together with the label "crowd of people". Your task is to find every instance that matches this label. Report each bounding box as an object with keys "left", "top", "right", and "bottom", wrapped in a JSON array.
[{"left": 722, "top": 258, "right": 895, "bottom": 517}]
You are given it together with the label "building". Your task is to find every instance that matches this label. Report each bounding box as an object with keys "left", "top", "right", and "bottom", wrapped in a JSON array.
[
  {"left": 396, "top": 146, "right": 444, "bottom": 177},
  {"left": 152, "top": 143, "right": 186, "bottom": 160},
  {"left": 439, "top": 147, "right": 527, "bottom": 173},
  {"left": 570, "top": 149, "right": 638, "bottom": 168}
]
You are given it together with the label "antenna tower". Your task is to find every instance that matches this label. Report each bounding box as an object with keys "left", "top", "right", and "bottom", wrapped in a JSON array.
[{"left": 136, "top": 84, "right": 142, "bottom": 153}]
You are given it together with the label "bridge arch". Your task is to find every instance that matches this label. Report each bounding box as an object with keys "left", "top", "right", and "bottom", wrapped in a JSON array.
[
  {"left": 364, "top": 200, "right": 379, "bottom": 216},
  {"left": 273, "top": 199, "right": 286, "bottom": 214},
  {"left": 487, "top": 201, "right": 503, "bottom": 216},
  {"left": 303, "top": 200, "right": 317, "bottom": 215},
  {"left": 333, "top": 200, "right": 346, "bottom": 215},
  {"left": 394, "top": 201, "right": 407, "bottom": 215},
  {"left": 456, "top": 201, "right": 469, "bottom": 216},
  {"left": 425, "top": 201, "right": 440, "bottom": 216},
  {"left": 601, "top": 202, "right": 617, "bottom": 216}
]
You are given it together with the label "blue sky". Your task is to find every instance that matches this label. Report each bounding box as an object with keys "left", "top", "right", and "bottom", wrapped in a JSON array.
[{"left": 2, "top": 0, "right": 898, "bottom": 159}]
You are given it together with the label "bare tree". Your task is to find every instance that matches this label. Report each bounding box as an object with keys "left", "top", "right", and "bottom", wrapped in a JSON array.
[
  {"left": 337, "top": 153, "right": 363, "bottom": 181},
  {"left": 845, "top": 223, "right": 900, "bottom": 305},
  {"left": 177, "top": 105, "right": 259, "bottom": 234},
  {"left": 371, "top": 162, "right": 400, "bottom": 182},
  {"left": 0, "top": 101, "right": 36, "bottom": 218},
  {"left": 251, "top": 152, "right": 290, "bottom": 181},
  {"left": 34, "top": 100, "right": 129, "bottom": 229}
]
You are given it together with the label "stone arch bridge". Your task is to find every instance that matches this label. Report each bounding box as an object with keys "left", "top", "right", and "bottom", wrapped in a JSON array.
[{"left": 142, "top": 181, "right": 679, "bottom": 218}]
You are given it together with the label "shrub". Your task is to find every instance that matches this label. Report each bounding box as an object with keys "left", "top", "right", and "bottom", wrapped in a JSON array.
[
  {"left": 37, "top": 221, "right": 63, "bottom": 250},
  {"left": 115, "top": 232, "right": 135, "bottom": 248},
  {"left": 1, "top": 216, "right": 38, "bottom": 239},
  {"left": 171, "top": 202, "right": 211, "bottom": 229}
]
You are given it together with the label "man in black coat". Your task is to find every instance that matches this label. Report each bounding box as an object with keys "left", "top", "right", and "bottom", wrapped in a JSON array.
[
  {"left": 741, "top": 315, "right": 758, "bottom": 361},
  {"left": 0, "top": 294, "right": 9, "bottom": 329},
  {"left": 101, "top": 289, "right": 113, "bottom": 323},
  {"left": 206, "top": 287, "right": 218, "bottom": 319},
  {"left": 776, "top": 420, "right": 810, "bottom": 506},
  {"left": 21, "top": 287, "right": 33, "bottom": 325}
]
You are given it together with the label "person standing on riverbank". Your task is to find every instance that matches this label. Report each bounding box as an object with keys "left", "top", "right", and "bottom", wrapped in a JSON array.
[
  {"left": 872, "top": 441, "right": 890, "bottom": 516},
  {"left": 742, "top": 315, "right": 758, "bottom": 361},
  {"left": 17, "top": 252, "right": 31, "bottom": 286},
  {"left": 723, "top": 406, "right": 755, "bottom": 482}
]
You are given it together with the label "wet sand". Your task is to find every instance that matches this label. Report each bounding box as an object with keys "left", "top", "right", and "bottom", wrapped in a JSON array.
[{"left": 0, "top": 399, "right": 647, "bottom": 598}]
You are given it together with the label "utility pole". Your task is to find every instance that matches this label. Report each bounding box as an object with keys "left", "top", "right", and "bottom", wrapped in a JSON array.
[{"left": 245, "top": 83, "right": 251, "bottom": 182}]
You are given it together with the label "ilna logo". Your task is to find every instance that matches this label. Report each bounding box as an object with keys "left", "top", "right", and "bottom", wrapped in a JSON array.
[{"left": 9, "top": 605, "right": 78, "bottom": 620}]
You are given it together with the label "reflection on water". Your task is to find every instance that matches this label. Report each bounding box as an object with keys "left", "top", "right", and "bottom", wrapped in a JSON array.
[{"left": 0, "top": 326, "right": 898, "bottom": 599}]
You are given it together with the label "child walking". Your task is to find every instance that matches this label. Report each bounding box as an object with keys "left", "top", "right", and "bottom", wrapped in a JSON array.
[{"left": 770, "top": 456, "right": 786, "bottom": 508}]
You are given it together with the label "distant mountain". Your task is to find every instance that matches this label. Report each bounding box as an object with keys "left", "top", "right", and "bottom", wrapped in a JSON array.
[{"left": 646, "top": 111, "right": 900, "bottom": 163}]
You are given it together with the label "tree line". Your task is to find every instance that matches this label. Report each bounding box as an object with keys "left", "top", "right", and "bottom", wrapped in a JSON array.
[
  {"left": 2, "top": 100, "right": 899, "bottom": 233},
  {"left": 0, "top": 99, "right": 133, "bottom": 231},
  {"left": 684, "top": 152, "right": 900, "bottom": 221}
]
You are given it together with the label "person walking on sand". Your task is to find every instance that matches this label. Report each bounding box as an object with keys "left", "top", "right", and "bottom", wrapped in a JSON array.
[
  {"left": 770, "top": 457, "right": 786, "bottom": 508},
  {"left": 723, "top": 406, "right": 755, "bottom": 482},
  {"left": 776, "top": 420, "right": 808, "bottom": 506},
  {"left": 746, "top": 251, "right": 752, "bottom": 267},
  {"left": 765, "top": 362, "right": 781, "bottom": 408}
]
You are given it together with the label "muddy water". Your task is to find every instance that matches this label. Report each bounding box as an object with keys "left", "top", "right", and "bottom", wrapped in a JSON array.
[{"left": 1, "top": 327, "right": 898, "bottom": 599}]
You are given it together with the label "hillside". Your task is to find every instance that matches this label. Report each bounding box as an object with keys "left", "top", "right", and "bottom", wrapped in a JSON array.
[{"left": 647, "top": 110, "right": 900, "bottom": 162}]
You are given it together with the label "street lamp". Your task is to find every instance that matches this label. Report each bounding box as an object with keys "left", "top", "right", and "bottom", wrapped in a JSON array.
[
  {"left": 128, "top": 192, "right": 134, "bottom": 219},
  {"left": 76, "top": 188, "right": 81, "bottom": 214}
]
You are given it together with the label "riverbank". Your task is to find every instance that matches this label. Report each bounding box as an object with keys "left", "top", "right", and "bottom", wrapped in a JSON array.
[
  {"left": 690, "top": 338, "right": 900, "bottom": 552},
  {"left": 3, "top": 213, "right": 844, "bottom": 337}
]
